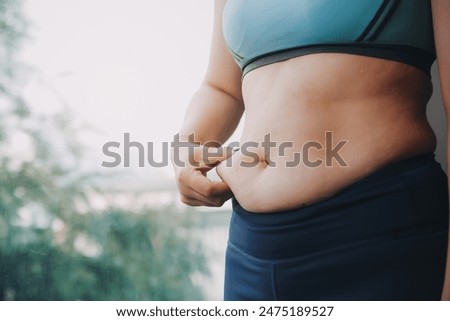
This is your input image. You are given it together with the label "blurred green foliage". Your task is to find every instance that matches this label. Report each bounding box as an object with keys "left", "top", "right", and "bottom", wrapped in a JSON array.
[{"left": 0, "top": 0, "right": 208, "bottom": 300}]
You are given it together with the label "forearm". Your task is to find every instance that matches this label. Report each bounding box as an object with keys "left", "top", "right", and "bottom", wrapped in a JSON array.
[
  {"left": 430, "top": 0, "right": 450, "bottom": 299},
  {"left": 172, "top": 84, "right": 240, "bottom": 208},
  {"left": 178, "top": 83, "right": 244, "bottom": 146}
]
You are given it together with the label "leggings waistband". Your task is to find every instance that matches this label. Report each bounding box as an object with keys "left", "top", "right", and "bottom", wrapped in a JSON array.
[{"left": 229, "top": 153, "right": 449, "bottom": 260}]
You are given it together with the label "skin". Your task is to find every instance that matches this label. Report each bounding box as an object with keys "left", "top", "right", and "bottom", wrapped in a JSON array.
[
  {"left": 171, "top": 0, "right": 450, "bottom": 299},
  {"left": 431, "top": 0, "right": 450, "bottom": 301}
]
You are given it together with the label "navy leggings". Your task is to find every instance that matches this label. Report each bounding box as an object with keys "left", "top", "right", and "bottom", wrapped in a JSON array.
[{"left": 224, "top": 153, "right": 449, "bottom": 300}]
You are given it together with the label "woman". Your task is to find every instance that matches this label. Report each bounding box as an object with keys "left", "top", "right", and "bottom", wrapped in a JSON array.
[{"left": 171, "top": 0, "right": 450, "bottom": 300}]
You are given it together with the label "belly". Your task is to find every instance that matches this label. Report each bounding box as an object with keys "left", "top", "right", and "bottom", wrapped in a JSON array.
[{"left": 215, "top": 53, "right": 436, "bottom": 213}]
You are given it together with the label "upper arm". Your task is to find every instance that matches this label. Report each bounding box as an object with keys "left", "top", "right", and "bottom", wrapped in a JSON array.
[
  {"left": 431, "top": 0, "right": 450, "bottom": 113},
  {"left": 203, "top": 0, "right": 244, "bottom": 104}
]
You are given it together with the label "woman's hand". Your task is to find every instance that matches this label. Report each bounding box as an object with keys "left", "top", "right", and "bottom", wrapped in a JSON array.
[{"left": 171, "top": 141, "right": 236, "bottom": 207}]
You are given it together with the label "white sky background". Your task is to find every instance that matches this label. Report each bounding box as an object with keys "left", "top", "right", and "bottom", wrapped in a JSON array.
[{"left": 20, "top": 0, "right": 242, "bottom": 182}]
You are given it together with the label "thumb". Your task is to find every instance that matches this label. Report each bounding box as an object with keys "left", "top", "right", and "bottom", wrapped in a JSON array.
[{"left": 202, "top": 144, "right": 239, "bottom": 167}]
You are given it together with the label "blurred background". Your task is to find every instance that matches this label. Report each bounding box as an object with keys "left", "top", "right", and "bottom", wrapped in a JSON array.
[{"left": 0, "top": 0, "right": 447, "bottom": 300}]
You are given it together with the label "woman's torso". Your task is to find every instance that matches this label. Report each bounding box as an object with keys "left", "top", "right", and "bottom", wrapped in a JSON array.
[
  {"left": 215, "top": 0, "right": 437, "bottom": 213},
  {"left": 216, "top": 54, "right": 436, "bottom": 212}
]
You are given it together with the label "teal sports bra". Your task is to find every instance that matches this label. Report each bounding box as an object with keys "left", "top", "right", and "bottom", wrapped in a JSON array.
[{"left": 223, "top": 0, "right": 436, "bottom": 77}]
